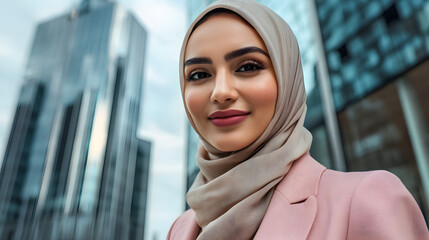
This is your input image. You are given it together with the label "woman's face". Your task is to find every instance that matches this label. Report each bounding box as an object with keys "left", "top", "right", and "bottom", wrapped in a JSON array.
[{"left": 183, "top": 13, "right": 277, "bottom": 152}]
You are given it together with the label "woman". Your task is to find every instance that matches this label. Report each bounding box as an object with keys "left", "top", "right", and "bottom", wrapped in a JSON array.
[{"left": 168, "top": 0, "right": 429, "bottom": 239}]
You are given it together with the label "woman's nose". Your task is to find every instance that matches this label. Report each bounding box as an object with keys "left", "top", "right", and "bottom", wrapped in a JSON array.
[{"left": 210, "top": 72, "right": 238, "bottom": 104}]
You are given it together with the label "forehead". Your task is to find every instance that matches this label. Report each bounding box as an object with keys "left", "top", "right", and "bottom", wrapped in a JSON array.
[{"left": 185, "top": 13, "right": 267, "bottom": 58}]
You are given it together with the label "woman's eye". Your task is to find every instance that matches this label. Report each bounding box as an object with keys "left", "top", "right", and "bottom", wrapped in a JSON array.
[
  {"left": 187, "top": 71, "right": 211, "bottom": 81},
  {"left": 236, "top": 62, "right": 264, "bottom": 73}
]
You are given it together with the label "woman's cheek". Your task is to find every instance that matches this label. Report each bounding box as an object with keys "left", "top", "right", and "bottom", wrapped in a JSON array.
[
  {"left": 185, "top": 87, "right": 207, "bottom": 123},
  {"left": 243, "top": 76, "right": 277, "bottom": 107},
  {"left": 258, "top": 83, "right": 278, "bottom": 106}
]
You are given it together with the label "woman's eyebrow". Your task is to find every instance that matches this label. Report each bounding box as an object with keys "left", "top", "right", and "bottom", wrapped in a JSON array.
[
  {"left": 184, "top": 47, "right": 268, "bottom": 66},
  {"left": 224, "top": 46, "right": 269, "bottom": 61},
  {"left": 184, "top": 57, "right": 212, "bottom": 66}
]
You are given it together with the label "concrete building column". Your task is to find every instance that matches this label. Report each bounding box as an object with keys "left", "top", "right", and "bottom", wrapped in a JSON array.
[
  {"left": 397, "top": 78, "right": 429, "bottom": 214},
  {"left": 306, "top": 0, "right": 346, "bottom": 171}
]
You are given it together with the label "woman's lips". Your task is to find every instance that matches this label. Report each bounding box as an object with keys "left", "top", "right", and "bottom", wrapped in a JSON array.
[{"left": 208, "top": 109, "right": 250, "bottom": 127}]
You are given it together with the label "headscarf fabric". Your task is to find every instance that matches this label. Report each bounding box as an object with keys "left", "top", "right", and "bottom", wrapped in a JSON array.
[{"left": 179, "top": 0, "right": 312, "bottom": 239}]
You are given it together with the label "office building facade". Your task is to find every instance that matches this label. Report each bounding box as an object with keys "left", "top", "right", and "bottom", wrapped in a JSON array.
[
  {"left": 0, "top": 1, "right": 151, "bottom": 239},
  {"left": 313, "top": 0, "right": 429, "bottom": 218}
]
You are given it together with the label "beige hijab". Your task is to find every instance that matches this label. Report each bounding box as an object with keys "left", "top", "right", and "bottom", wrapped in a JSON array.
[{"left": 180, "top": 0, "right": 312, "bottom": 239}]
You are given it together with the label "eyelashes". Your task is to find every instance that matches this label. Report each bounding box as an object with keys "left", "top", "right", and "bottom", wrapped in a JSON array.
[
  {"left": 186, "top": 71, "right": 212, "bottom": 81},
  {"left": 235, "top": 60, "right": 265, "bottom": 73},
  {"left": 185, "top": 60, "right": 266, "bottom": 82}
]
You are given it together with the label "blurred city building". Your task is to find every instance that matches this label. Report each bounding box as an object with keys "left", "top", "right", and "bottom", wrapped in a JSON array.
[
  {"left": 0, "top": 0, "right": 151, "bottom": 239},
  {"left": 184, "top": 0, "right": 429, "bottom": 221},
  {"left": 313, "top": 0, "right": 429, "bottom": 219}
]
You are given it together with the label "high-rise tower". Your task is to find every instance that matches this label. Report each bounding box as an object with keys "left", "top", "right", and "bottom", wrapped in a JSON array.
[{"left": 0, "top": 1, "right": 151, "bottom": 239}]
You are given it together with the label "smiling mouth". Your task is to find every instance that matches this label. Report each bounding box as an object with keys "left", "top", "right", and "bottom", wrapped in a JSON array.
[{"left": 208, "top": 109, "right": 250, "bottom": 127}]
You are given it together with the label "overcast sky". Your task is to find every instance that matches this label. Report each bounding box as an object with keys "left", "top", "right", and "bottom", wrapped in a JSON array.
[{"left": 0, "top": 0, "right": 187, "bottom": 239}]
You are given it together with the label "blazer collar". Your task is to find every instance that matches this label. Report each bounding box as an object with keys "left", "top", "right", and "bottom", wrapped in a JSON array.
[
  {"left": 277, "top": 153, "right": 326, "bottom": 204},
  {"left": 171, "top": 154, "right": 326, "bottom": 240},
  {"left": 254, "top": 153, "right": 326, "bottom": 240}
]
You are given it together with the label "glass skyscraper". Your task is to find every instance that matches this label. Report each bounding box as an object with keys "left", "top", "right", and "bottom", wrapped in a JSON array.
[
  {"left": 0, "top": 1, "right": 151, "bottom": 239},
  {"left": 314, "top": 0, "right": 429, "bottom": 220}
]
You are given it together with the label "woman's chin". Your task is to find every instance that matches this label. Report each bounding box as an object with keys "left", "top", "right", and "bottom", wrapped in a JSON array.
[{"left": 211, "top": 140, "right": 250, "bottom": 152}]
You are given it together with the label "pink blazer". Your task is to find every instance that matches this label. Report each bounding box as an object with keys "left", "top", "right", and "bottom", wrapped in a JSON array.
[{"left": 168, "top": 154, "right": 429, "bottom": 239}]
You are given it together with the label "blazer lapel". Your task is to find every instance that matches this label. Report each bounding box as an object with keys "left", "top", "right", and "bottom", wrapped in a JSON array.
[{"left": 255, "top": 154, "right": 326, "bottom": 240}]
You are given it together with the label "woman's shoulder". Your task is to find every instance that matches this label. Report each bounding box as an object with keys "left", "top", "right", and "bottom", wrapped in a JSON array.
[
  {"left": 320, "top": 168, "right": 403, "bottom": 191},
  {"left": 319, "top": 168, "right": 417, "bottom": 209},
  {"left": 167, "top": 209, "right": 200, "bottom": 240},
  {"left": 345, "top": 170, "right": 428, "bottom": 238},
  {"left": 317, "top": 169, "right": 405, "bottom": 215},
  {"left": 319, "top": 169, "right": 428, "bottom": 239}
]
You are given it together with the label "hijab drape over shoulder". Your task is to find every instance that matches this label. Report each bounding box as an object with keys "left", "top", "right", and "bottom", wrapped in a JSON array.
[{"left": 179, "top": 0, "right": 312, "bottom": 239}]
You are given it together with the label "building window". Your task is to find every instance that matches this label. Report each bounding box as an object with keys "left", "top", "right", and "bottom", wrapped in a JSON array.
[
  {"left": 338, "top": 43, "right": 349, "bottom": 61},
  {"left": 382, "top": 4, "right": 400, "bottom": 27}
]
